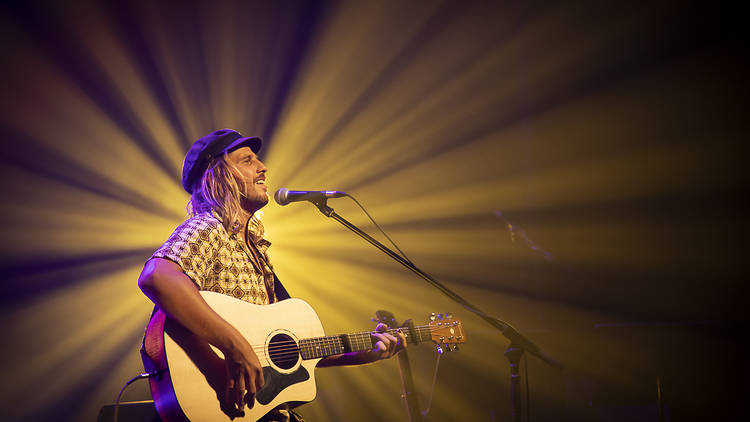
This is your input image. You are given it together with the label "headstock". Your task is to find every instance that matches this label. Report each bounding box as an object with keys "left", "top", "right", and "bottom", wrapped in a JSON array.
[
  {"left": 372, "top": 310, "right": 466, "bottom": 354},
  {"left": 429, "top": 312, "right": 465, "bottom": 353}
]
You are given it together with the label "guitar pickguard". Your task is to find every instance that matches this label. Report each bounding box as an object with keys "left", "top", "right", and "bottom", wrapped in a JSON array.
[{"left": 257, "top": 366, "right": 311, "bottom": 405}]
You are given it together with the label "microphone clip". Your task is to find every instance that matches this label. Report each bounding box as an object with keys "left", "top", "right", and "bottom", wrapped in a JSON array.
[{"left": 310, "top": 197, "right": 334, "bottom": 216}]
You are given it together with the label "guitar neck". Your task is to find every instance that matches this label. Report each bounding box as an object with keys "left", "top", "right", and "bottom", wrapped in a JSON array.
[{"left": 299, "top": 325, "right": 432, "bottom": 360}]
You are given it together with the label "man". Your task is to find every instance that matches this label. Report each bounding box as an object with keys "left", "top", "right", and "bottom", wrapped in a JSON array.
[{"left": 138, "top": 129, "right": 406, "bottom": 421}]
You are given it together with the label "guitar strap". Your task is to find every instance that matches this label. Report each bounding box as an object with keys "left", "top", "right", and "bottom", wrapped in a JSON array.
[
  {"left": 242, "top": 227, "right": 291, "bottom": 303},
  {"left": 273, "top": 273, "right": 291, "bottom": 301}
]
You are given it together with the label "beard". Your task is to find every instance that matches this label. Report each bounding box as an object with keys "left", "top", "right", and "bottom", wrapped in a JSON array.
[{"left": 240, "top": 188, "right": 269, "bottom": 214}]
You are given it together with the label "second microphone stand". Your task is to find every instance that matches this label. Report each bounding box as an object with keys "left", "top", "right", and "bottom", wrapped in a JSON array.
[{"left": 310, "top": 198, "right": 562, "bottom": 422}]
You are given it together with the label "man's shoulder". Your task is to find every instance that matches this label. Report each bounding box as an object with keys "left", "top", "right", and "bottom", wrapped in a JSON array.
[
  {"left": 170, "top": 212, "right": 227, "bottom": 240},
  {"left": 182, "top": 211, "right": 222, "bottom": 228}
]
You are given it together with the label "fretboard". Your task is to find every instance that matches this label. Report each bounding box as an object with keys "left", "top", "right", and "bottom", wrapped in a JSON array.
[{"left": 298, "top": 325, "right": 433, "bottom": 360}]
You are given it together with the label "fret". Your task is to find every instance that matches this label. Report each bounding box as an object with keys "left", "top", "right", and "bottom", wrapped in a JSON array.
[
  {"left": 357, "top": 331, "right": 373, "bottom": 352},
  {"left": 345, "top": 332, "right": 366, "bottom": 353},
  {"left": 346, "top": 333, "right": 357, "bottom": 353},
  {"left": 413, "top": 325, "right": 430, "bottom": 343},
  {"left": 300, "top": 335, "right": 346, "bottom": 359},
  {"left": 353, "top": 333, "right": 360, "bottom": 351},
  {"left": 299, "top": 323, "right": 439, "bottom": 360}
]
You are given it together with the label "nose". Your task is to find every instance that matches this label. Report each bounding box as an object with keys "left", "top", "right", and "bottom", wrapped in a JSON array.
[{"left": 257, "top": 159, "right": 267, "bottom": 173}]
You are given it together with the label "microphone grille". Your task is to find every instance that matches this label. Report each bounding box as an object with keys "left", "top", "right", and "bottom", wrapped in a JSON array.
[{"left": 274, "top": 188, "right": 289, "bottom": 206}]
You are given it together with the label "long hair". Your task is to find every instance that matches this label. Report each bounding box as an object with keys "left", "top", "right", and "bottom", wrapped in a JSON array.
[{"left": 187, "top": 154, "right": 252, "bottom": 233}]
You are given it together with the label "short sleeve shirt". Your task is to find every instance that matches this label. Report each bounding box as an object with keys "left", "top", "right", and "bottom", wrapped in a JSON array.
[{"left": 151, "top": 212, "right": 277, "bottom": 304}]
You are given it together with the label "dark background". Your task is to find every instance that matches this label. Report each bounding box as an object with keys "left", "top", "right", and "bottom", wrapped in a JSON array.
[{"left": 0, "top": 1, "right": 746, "bottom": 421}]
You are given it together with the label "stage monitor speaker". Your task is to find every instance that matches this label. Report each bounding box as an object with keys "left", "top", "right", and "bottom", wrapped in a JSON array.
[{"left": 97, "top": 400, "right": 160, "bottom": 422}]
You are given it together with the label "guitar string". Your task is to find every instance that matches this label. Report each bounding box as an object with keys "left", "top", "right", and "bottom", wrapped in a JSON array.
[
  {"left": 254, "top": 340, "right": 464, "bottom": 364},
  {"left": 242, "top": 329, "right": 456, "bottom": 362},
  {"left": 252, "top": 326, "right": 449, "bottom": 352},
  {"left": 254, "top": 335, "right": 463, "bottom": 365},
  {"left": 238, "top": 325, "right": 463, "bottom": 363},
  {"left": 256, "top": 326, "right": 461, "bottom": 353}
]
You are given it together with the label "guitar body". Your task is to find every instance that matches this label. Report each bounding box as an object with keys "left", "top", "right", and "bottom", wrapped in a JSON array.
[{"left": 142, "top": 292, "right": 325, "bottom": 421}]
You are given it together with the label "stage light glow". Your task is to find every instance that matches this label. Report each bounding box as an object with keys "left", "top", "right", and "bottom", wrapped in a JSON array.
[{"left": 0, "top": 1, "right": 742, "bottom": 421}]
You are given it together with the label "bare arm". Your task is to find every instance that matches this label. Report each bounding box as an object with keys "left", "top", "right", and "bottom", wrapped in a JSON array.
[
  {"left": 138, "top": 258, "right": 263, "bottom": 416},
  {"left": 139, "top": 258, "right": 236, "bottom": 346}
]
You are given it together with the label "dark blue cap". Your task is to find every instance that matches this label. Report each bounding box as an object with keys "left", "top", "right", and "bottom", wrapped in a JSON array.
[{"left": 182, "top": 129, "right": 262, "bottom": 194}]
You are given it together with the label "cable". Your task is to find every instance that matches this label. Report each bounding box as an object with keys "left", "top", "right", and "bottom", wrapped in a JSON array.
[
  {"left": 345, "top": 194, "right": 415, "bottom": 265},
  {"left": 421, "top": 348, "right": 442, "bottom": 417},
  {"left": 330, "top": 195, "right": 548, "bottom": 421},
  {"left": 113, "top": 371, "right": 158, "bottom": 422},
  {"left": 341, "top": 195, "right": 539, "bottom": 344}
]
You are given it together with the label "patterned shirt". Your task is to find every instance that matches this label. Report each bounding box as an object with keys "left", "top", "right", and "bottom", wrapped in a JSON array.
[
  {"left": 151, "top": 211, "right": 277, "bottom": 304},
  {"left": 147, "top": 212, "right": 303, "bottom": 421}
]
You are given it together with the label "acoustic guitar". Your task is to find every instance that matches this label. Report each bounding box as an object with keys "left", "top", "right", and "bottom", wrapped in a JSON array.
[{"left": 142, "top": 291, "right": 466, "bottom": 421}]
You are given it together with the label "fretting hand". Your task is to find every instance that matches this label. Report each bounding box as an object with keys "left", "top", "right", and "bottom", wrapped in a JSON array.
[{"left": 368, "top": 322, "right": 407, "bottom": 360}]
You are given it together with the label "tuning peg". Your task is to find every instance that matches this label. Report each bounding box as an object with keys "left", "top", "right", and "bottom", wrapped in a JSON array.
[
  {"left": 429, "top": 312, "right": 436, "bottom": 321},
  {"left": 451, "top": 344, "right": 459, "bottom": 352},
  {"left": 437, "top": 313, "right": 444, "bottom": 320},
  {"left": 436, "top": 344, "right": 444, "bottom": 355},
  {"left": 446, "top": 312, "right": 454, "bottom": 319}
]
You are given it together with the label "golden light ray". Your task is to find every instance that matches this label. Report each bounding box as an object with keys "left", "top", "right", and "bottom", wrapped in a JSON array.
[
  {"left": 0, "top": 1, "right": 743, "bottom": 421},
  {"left": 0, "top": 264, "right": 150, "bottom": 421},
  {"left": 61, "top": 6, "right": 185, "bottom": 167}
]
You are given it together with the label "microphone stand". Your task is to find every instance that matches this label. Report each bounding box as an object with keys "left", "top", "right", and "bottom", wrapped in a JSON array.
[{"left": 309, "top": 199, "right": 562, "bottom": 422}]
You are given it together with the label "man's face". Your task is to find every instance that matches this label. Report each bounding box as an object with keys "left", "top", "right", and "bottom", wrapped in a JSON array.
[{"left": 227, "top": 146, "right": 268, "bottom": 213}]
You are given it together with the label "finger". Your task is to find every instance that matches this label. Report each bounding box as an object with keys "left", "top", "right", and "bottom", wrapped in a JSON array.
[
  {"left": 375, "top": 323, "right": 388, "bottom": 333},
  {"left": 371, "top": 333, "right": 385, "bottom": 350},
  {"left": 225, "top": 368, "right": 235, "bottom": 407},
  {"left": 397, "top": 330, "right": 407, "bottom": 350},
  {"left": 244, "top": 369, "right": 255, "bottom": 395},
  {"left": 236, "top": 371, "right": 246, "bottom": 409},
  {"left": 220, "top": 397, "right": 245, "bottom": 419},
  {"left": 382, "top": 332, "right": 398, "bottom": 344},
  {"left": 376, "top": 341, "right": 387, "bottom": 357},
  {"left": 371, "top": 333, "right": 389, "bottom": 357},
  {"left": 245, "top": 369, "right": 258, "bottom": 409},
  {"left": 249, "top": 391, "right": 257, "bottom": 408},
  {"left": 220, "top": 400, "right": 242, "bottom": 418},
  {"left": 381, "top": 330, "right": 397, "bottom": 339},
  {"left": 255, "top": 366, "right": 265, "bottom": 392},
  {"left": 382, "top": 333, "right": 398, "bottom": 354}
]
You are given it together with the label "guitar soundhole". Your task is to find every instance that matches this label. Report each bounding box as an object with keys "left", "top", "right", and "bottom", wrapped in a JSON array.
[{"left": 268, "top": 333, "right": 300, "bottom": 370}]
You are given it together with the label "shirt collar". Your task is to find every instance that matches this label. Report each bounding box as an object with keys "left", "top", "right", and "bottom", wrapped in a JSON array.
[
  {"left": 246, "top": 215, "right": 271, "bottom": 249},
  {"left": 207, "top": 209, "right": 271, "bottom": 250}
]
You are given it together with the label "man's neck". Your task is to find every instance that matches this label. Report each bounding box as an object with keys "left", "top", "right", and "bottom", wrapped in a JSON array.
[{"left": 238, "top": 211, "right": 252, "bottom": 229}]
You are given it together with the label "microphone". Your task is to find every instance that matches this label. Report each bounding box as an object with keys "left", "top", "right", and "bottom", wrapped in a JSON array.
[{"left": 274, "top": 188, "right": 347, "bottom": 206}]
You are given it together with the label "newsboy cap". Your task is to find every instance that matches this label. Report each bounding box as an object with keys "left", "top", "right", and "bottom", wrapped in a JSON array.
[{"left": 182, "top": 129, "right": 262, "bottom": 194}]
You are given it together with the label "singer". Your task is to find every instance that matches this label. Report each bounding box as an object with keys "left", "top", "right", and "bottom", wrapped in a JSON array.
[{"left": 137, "top": 129, "right": 406, "bottom": 421}]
